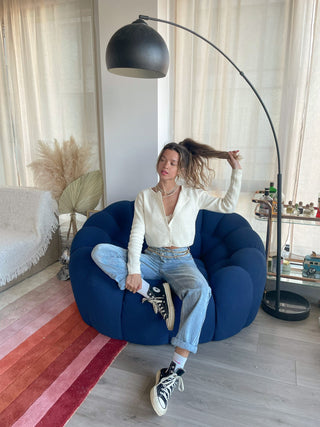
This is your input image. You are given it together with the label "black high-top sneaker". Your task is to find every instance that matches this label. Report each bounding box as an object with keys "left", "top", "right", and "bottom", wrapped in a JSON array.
[
  {"left": 150, "top": 361, "right": 184, "bottom": 416},
  {"left": 142, "top": 283, "right": 175, "bottom": 330}
]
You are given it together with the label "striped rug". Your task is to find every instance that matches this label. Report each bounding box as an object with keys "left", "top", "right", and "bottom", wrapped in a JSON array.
[{"left": 0, "top": 276, "right": 127, "bottom": 427}]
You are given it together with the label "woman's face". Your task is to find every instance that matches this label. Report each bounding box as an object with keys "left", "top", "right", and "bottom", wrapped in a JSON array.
[{"left": 157, "top": 149, "right": 180, "bottom": 183}]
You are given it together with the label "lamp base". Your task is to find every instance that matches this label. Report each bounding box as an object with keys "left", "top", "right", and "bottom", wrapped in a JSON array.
[{"left": 261, "top": 290, "right": 310, "bottom": 321}]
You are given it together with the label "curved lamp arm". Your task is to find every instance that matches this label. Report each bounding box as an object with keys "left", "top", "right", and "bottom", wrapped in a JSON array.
[
  {"left": 138, "top": 14, "right": 282, "bottom": 311},
  {"left": 105, "top": 14, "right": 308, "bottom": 317}
]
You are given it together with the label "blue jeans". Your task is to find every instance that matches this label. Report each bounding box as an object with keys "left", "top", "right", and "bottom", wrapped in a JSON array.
[{"left": 91, "top": 244, "right": 211, "bottom": 353}]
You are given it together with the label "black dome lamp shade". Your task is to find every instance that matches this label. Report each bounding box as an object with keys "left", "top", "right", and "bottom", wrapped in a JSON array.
[{"left": 106, "top": 19, "right": 169, "bottom": 78}]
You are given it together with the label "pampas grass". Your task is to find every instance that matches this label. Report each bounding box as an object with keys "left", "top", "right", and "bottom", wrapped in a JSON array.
[{"left": 29, "top": 137, "right": 92, "bottom": 200}]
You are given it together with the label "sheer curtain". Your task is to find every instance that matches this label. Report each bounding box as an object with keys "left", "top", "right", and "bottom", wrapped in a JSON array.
[
  {"left": 169, "top": 0, "right": 290, "bottom": 193},
  {"left": 0, "top": 0, "right": 100, "bottom": 188},
  {"left": 162, "top": 0, "right": 319, "bottom": 255},
  {"left": 279, "top": 0, "right": 320, "bottom": 255}
]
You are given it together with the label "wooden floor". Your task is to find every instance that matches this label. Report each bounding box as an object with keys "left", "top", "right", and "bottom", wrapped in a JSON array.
[{"left": 2, "top": 263, "right": 320, "bottom": 427}]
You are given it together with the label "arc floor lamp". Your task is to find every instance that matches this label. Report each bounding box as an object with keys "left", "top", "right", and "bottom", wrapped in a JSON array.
[{"left": 106, "top": 15, "right": 310, "bottom": 320}]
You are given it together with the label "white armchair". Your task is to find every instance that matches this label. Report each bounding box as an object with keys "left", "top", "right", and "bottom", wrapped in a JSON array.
[{"left": 0, "top": 187, "right": 60, "bottom": 289}]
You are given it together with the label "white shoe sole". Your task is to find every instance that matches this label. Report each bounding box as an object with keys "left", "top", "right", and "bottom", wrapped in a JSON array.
[
  {"left": 150, "top": 380, "right": 167, "bottom": 416},
  {"left": 163, "top": 282, "right": 175, "bottom": 331}
]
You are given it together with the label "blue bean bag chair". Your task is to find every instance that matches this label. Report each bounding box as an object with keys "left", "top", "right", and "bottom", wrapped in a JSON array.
[{"left": 69, "top": 200, "right": 266, "bottom": 345}]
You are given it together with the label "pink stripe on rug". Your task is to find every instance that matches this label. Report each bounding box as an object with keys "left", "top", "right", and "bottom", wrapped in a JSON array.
[
  {"left": 0, "top": 282, "right": 72, "bottom": 336},
  {"left": 0, "top": 284, "right": 73, "bottom": 335},
  {"left": 0, "top": 327, "right": 99, "bottom": 426},
  {"left": 0, "top": 292, "right": 74, "bottom": 359},
  {"left": 0, "top": 275, "right": 127, "bottom": 427},
  {"left": 37, "top": 338, "right": 127, "bottom": 427},
  {"left": 0, "top": 279, "right": 71, "bottom": 330},
  {"left": 12, "top": 334, "right": 112, "bottom": 427}
]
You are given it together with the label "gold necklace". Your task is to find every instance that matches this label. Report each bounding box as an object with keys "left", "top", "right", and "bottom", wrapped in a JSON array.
[{"left": 156, "top": 184, "right": 179, "bottom": 197}]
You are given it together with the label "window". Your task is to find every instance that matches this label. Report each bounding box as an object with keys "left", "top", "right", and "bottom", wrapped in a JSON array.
[{"left": 0, "top": 0, "right": 100, "bottom": 187}]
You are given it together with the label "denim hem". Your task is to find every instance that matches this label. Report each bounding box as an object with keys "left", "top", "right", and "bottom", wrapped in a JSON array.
[
  {"left": 171, "top": 337, "right": 198, "bottom": 354},
  {"left": 117, "top": 279, "right": 126, "bottom": 291}
]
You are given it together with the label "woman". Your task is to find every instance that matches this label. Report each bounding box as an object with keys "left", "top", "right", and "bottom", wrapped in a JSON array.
[{"left": 91, "top": 138, "right": 242, "bottom": 416}]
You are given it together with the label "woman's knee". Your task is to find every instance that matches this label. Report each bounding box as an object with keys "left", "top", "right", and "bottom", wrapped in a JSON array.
[
  {"left": 91, "top": 243, "right": 125, "bottom": 264},
  {"left": 92, "top": 243, "right": 108, "bottom": 262},
  {"left": 197, "top": 280, "right": 212, "bottom": 301},
  {"left": 184, "top": 279, "right": 211, "bottom": 303},
  {"left": 91, "top": 244, "right": 102, "bottom": 263}
]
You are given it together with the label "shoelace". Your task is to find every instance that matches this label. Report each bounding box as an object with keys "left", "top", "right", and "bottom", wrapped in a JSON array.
[
  {"left": 158, "top": 373, "right": 184, "bottom": 402},
  {"left": 142, "top": 295, "right": 168, "bottom": 318}
]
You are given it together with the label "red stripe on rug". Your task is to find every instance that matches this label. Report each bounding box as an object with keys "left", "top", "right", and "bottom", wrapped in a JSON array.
[
  {"left": 36, "top": 338, "right": 127, "bottom": 427},
  {"left": 0, "top": 327, "right": 100, "bottom": 427},
  {"left": 0, "top": 303, "right": 81, "bottom": 379},
  {"left": 0, "top": 307, "right": 88, "bottom": 407},
  {"left": 12, "top": 334, "right": 116, "bottom": 427}
]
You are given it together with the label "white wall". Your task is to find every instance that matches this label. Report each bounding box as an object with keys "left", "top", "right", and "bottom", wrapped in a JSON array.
[{"left": 95, "top": 0, "right": 161, "bottom": 205}]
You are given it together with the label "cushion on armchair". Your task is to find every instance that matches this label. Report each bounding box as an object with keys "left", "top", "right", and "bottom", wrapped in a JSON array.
[{"left": 69, "top": 200, "right": 266, "bottom": 345}]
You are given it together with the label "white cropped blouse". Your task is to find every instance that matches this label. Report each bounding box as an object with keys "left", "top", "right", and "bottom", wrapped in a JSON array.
[{"left": 127, "top": 169, "right": 242, "bottom": 274}]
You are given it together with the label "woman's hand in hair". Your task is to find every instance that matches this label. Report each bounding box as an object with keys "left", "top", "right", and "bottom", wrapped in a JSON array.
[{"left": 227, "top": 150, "right": 242, "bottom": 169}]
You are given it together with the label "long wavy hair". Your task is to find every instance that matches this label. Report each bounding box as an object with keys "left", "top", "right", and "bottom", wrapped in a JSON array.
[{"left": 157, "top": 138, "right": 236, "bottom": 189}]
